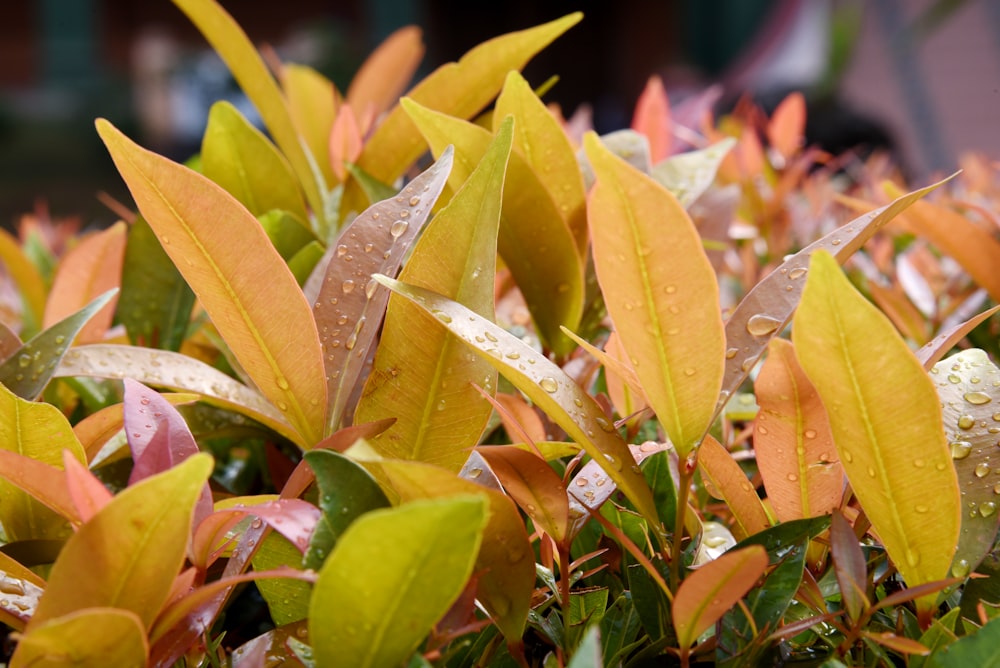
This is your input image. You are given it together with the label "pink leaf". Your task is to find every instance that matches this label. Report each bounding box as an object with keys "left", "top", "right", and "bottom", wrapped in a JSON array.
[{"left": 631, "top": 76, "right": 671, "bottom": 163}]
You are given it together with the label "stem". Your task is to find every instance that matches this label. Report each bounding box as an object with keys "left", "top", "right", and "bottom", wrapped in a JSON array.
[
  {"left": 670, "top": 459, "right": 695, "bottom": 591},
  {"left": 558, "top": 539, "right": 571, "bottom": 630}
]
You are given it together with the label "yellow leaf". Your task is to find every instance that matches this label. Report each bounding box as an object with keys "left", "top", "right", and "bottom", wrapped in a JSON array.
[
  {"left": 12, "top": 607, "right": 148, "bottom": 668},
  {"left": 97, "top": 121, "right": 326, "bottom": 446},
  {"left": 0, "top": 383, "right": 86, "bottom": 541},
  {"left": 0, "top": 228, "right": 46, "bottom": 335},
  {"left": 584, "top": 132, "right": 725, "bottom": 456},
  {"left": 43, "top": 223, "right": 125, "bottom": 344},
  {"left": 354, "top": 119, "right": 511, "bottom": 471},
  {"left": 697, "top": 436, "right": 771, "bottom": 540},
  {"left": 282, "top": 63, "right": 339, "bottom": 190},
  {"left": 793, "top": 250, "right": 960, "bottom": 619},
  {"left": 172, "top": 0, "right": 325, "bottom": 219},
  {"left": 344, "top": 13, "right": 581, "bottom": 213},
  {"left": 755, "top": 338, "right": 843, "bottom": 521},
  {"left": 29, "top": 454, "right": 213, "bottom": 630},
  {"left": 495, "top": 71, "right": 587, "bottom": 254},
  {"left": 403, "top": 99, "right": 583, "bottom": 353}
]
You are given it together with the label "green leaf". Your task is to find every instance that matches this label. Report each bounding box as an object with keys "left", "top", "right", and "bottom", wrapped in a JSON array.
[
  {"left": 0, "top": 383, "right": 87, "bottom": 541},
  {"left": 308, "top": 496, "right": 487, "bottom": 668},
  {"left": 372, "top": 275, "right": 660, "bottom": 531},
  {"left": 119, "top": 216, "right": 195, "bottom": 351},
  {"left": 380, "top": 459, "right": 534, "bottom": 642},
  {"left": 287, "top": 240, "right": 324, "bottom": 286},
  {"left": 97, "top": 120, "right": 327, "bottom": 446},
  {"left": 11, "top": 607, "right": 148, "bottom": 668},
  {"left": 344, "top": 13, "right": 582, "bottom": 212},
  {"left": 650, "top": 138, "right": 736, "bottom": 208},
  {"left": 55, "top": 344, "right": 301, "bottom": 447},
  {"left": 0, "top": 289, "right": 116, "bottom": 400},
  {"left": 172, "top": 0, "right": 325, "bottom": 220},
  {"left": 251, "top": 532, "right": 312, "bottom": 625},
  {"left": 29, "top": 454, "right": 213, "bottom": 629},
  {"left": 258, "top": 210, "right": 316, "bottom": 261},
  {"left": 302, "top": 450, "right": 390, "bottom": 570},
  {"left": 718, "top": 176, "right": 954, "bottom": 417},
  {"left": 202, "top": 101, "right": 310, "bottom": 224},
  {"left": 584, "top": 132, "right": 725, "bottom": 456},
  {"left": 600, "top": 593, "right": 642, "bottom": 667},
  {"left": 641, "top": 450, "right": 678, "bottom": 531},
  {"left": 930, "top": 349, "right": 1000, "bottom": 578},
  {"left": 567, "top": 624, "right": 603, "bottom": 668},
  {"left": 793, "top": 250, "right": 961, "bottom": 620},
  {"left": 355, "top": 120, "right": 511, "bottom": 471},
  {"left": 403, "top": 99, "right": 584, "bottom": 354},
  {"left": 926, "top": 614, "right": 1000, "bottom": 667},
  {"left": 627, "top": 564, "right": 672, "bottom": 642}
]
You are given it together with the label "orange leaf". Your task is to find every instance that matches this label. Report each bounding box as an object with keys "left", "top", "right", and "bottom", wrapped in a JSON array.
[
  {"left": 755, "top": 338, "right": 843, "bottom": 521},
  {"left": 494, "top": 393, "right": 547, "bottom": 445},
  {"left": 478, "top": 445, "right": 569, "bottom": 545},
  {"left": 585, "top": 132, "right": 725, "bottom": 456},
  {"left": 43, "top": 222, "right": 125, "bottom": 344},
  {"left": 602, "top": 331, "right": 649, "bottom": 420},
  {"left": 328, "top": 103, "right": 363, "bottom": 182},
  {"left": 767, "top": 91, "right": 806, "bottom": 159},
  {"left": 631, "top": 75, "right": 672, "bottom": 163},
  {"left": 672, "top": 544, "right": 768, "bottom": 649},
  {"left": 346, "top": 25, "right": 425, "bottom": 121},
  {"left": 62, "top": 450, "right": 111, "bottom": 523},
  {"left": 97, "top": 120, "right": 327, "bottom": 446},
  {"left": 697, "top": 435, "right": 771, "bottom": 540}
]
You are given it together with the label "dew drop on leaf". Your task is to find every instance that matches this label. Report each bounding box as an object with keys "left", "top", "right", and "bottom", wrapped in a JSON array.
[
  {"left": 539, "top": 377, "right": 558, "bottom": 393},
  {"left": 788, "top": 267, "right": 808, "bottom": 280},
  {"left": 952, "top": 559, "right": 971, "bottom": 577},
  {"left": 914, "top": 504, "right": 929, "bottom": 514},
  {"left": 390, "top": 220, "right": 408, "bottom": 238},
  {"left": 958, "top": 414, "right": 976, "bottom": 430},
  {"left": 981, "top": 501, "right": 998, "bottom": 517},
  {"left": 975, "top": 462, "right": 991, "bottom": 478},
  {"left": 342, "top": 280, "right": 356, "bottom": 294},
  {"left": 964, "top": 391, "right": 992, "bottom": 405},
  {"left": 432, "top": 310, "right": 452, "bottom": 324},
  {"left": 276, "top": 377, "right": 290, "bottom": 390},
  {"left": 951, "top": 441, "right": 973, "bottom": 459},
  {"left": 336, "top": 244, "right": 348, "bottom": 257},
  {"left": 746, "top": 314, "right": 783, "bottom": 337},
  {"left": 725, "top": 347, "right": 738, "bottom": 359}
]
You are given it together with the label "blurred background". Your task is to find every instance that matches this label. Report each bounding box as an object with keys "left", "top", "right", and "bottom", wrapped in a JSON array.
[{"left": 1, "top": 0, "right": 998, "bottom": 228}]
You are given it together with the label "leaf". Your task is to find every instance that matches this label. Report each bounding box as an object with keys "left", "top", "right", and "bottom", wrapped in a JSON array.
[
  {"left": 251, "top": 533, "right": 311, "bottom": 625},
  {"left": 885, "top": 182, "right": 1000, "bottom": 303},
  {"left": 0, "top": 383, "right": 86, "bottom": 540},
  {"left": 282, "top": 63, "right": 338, "bottom": 192},
  {"left": 403, "top": 99, "right": 584, "bottom": 353},
  {"left": 0, "top": 227, "right": 46, "bottom": 335},
  {"left": 584, "top": 132, "right": 724, "bottom": 457},
  {"left": 478, "top": 446, "right": 570, "bottom": 545},
  {"left": 313, "top": 147, "right": 453, "bottom": 434},
  {"left": 917, "top": 305, "right": 1000, "bottom": 369},
  {"left": 63, "top": 451, "right": 112, "bottom": 523},
  {"left": 308, "top": 496, "right": 488, "bottom": 668},
  {"left": 55, "top": 344, "right": 300, "bottom": 447},
  {"left": 11, "top": 607, "right": 148, "bottom": 668},
  {"left": 929, "top": 349, "right": 1000, "bottom": 578},
  {"left": 29, "top": 454, "right": 213, "bottom": 630},
  {"left": 97, "top": 120, "right": 327, "bottom": 446},
  {"left": 119, "top": 216, "right": 195, "bottom": 351},
  {"left": 697, "top": 435, "right": 771, "bottom": 541},
  {"left": 650, "top": 138, "right": 736, "bottom": 208},
  {"left": 568, "top": 625, "right": 603, "bottom": 668},
  {"left": 42, "top": 223, "right": 125, "bottom": 344},
  {"left": 754, "top": 338, "right": 843, "bottom": 521},
  {"left": 672, "top": 544, "right": 768, "bottom": 649},
  {"left": 328, "top": 103, "right": 362, "bottom": 182},
  {"left": 201, "top": 101, "right": 309, "bottom": 223},
  {"left": 0, "top": 289, "right": 116, "bottom": 400},
  {"left": 925, "top": 614, "right": 1000, "bottom": 667},
  {"left": 302, "top": 450, "right": 390, "bottom": 570},
  {"left": 719, "top": 176, "right": 954, "bottom": 419},
  {"left": 379, "top": 459, "right": 535, "bottom": 641},
  {"left": 793, "top": 250, "right": 961, "bottom": 619},
  {"left": 171, "top": 0, "right": 324, "bottom": 218},
  {"left": 346, "top": 25, "right": 424, "bottom": 120},
  {"left": 0, "top": 552, "right": 46, "bottom": 631},
  {"left": 258, "top": 210, "right": 316, "bottom": 261},
  {"left": 495, "top": 71, "right": 588, "bottom": 254},
  {"left": 631, "top": 75, "right": 672, "bottom": 163},
  {"left": 830, "top": 512, "right": 868, "bottom": 623},
  {"left": 344, "top": 13, "right": 582, "bottom": 211},
  {"left": 373, "top": 275, "right": 660, "bottom": 529},
  {"left": 767, "top": 91, "right": 806, "bottom": 159},
  {"left": 354, "top": 119, "right": 510, "bottom": 471}
]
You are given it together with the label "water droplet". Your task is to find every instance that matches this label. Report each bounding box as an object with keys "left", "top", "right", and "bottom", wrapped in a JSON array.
[
  {"left": 595, "top": 416, "right": 615, "bottom": 433},
  {"left": 952, "top": 559, "right": 971, "bottom": 578},
  {"left": 993, "top": 412, "right": 1000, "bottom": 422},
  {"left": 804, "top": 429, "right": 817, "bottom": 439},
  {"left": 341, "top": 280, "right": 356, "bottom": 295},
  {"left": 976, "top": 462, "right": 992, "bottom": 478},
  {"left": 408, "top": 196, "right": 421, "bottom": 206},
  {"left": 982, "top": 501, "right": 998, "bottom": 517},
  {"left": 363, "top": 242, "right": 374, "bottom": 253},
  {"left": 539, "top": 377, "right": 558, "bottom": 393},
  {"left": 725, "top": 347, "right": 738, "bottom": 359},
  {"left": 746, "top": 314, "right": 782, "bottom": 336},
  {"left": 788, "top": 267, "right": 808, "bottom": 280},
  {"left": 951, "top": 441, "right": 973, "bottom": 459},
  {"left": 844, "top": 451, "right": 854, "bottom": 463},
  {"left": 506, "top": 352, "right": 520, "bottom": 360},
  {"left": 276, "top": 377, "right": 290, "bottom": 390},
  {"left": 994, "top": 482, "right": 1000, "bottom": 495},
  {"left": 436, "top": 399, "right": 447, "bottom": 411},
  {"left": 786, "top": 473, "right": 798, "bottom": 482},
  {"left": 914, "top": 504, "right": 929, "bottom": 514},
  {"left": 573, "top": 398, "right": 583, "bottom": 407},
  {"left": 17, "top": 354, "right": 30, "bottom": 368},
  {"left": 683, "top": 367, "right": 696, "bottom": 377},
  {"left": 336, "top": 244, "right": 348, "bottom": 257},
  {"left": 603, "top": 453, "right": 622, "bottom": 471},
  {"left": 965, "top": 391, "right": 992, "bottom": 405},
  {"left": 913, "top": 458, "right": 925, "bottom": 468},
  {"left": 958, "top": 414, "right": 976, "bottom": 430},
  {"left": 390, "top": 220, "right": 408, "bottom": 238},
  {"left": 161, "top": 235, "right": 170, "bottom": 245},
  {"left": 399, "top": 209, "right": 410, "bottom": 219},
  {"left": 758, "top": 425, "right": 769, "bottom": 435},
  {"left": 54, "top": 335, "right": 65, "bottom": 344},
  {"left": 277, "top": 401, "right": 289, "bottom": 411},
  {"left": 432, "top": 310, "right": 452, "bottom": 324},
  {"left": 948, "top": 374, "right": 962, "bottom": 383},
  {"left": 345, "top": 332, "right": 358, "bottom": 350},
  {"left": 665, "top": 285, "right": 677, "bottom": 294}
]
